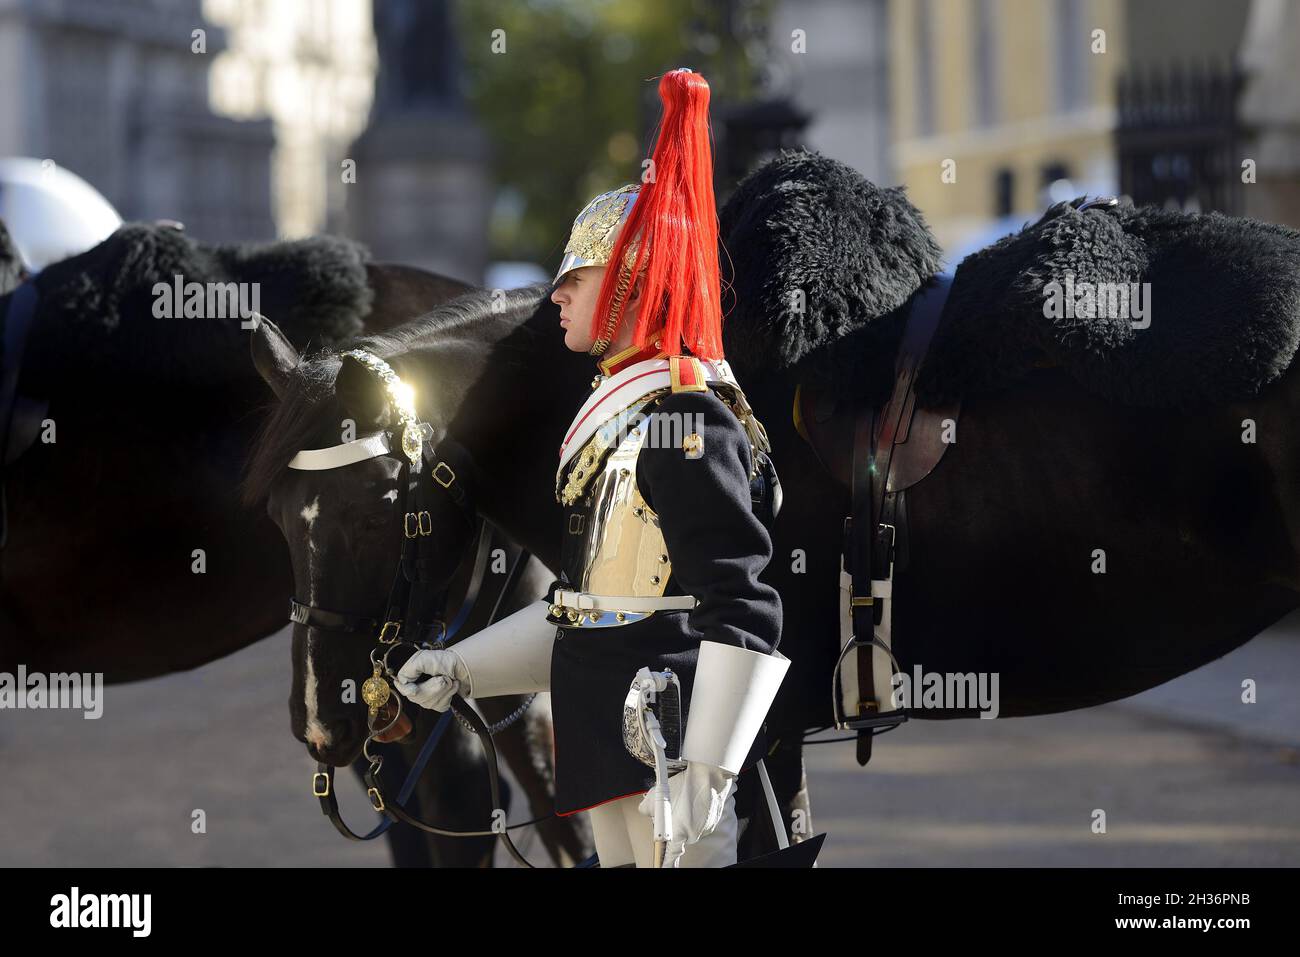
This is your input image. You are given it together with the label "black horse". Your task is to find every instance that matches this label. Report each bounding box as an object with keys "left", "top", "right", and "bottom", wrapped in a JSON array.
[
  {"left": 244, "top": 151, "right": 1300, "bottom": 863},
  {"left": 0, "top": 221, "right": 470, "bottom": 679},
  {"left": 0, "top": 220, "right": 584, "bottom": 867}
]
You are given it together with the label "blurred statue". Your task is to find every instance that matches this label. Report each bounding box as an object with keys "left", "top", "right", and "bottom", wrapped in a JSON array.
[{"left": 371, "top": 0, "right": 462, "bottom": 114}]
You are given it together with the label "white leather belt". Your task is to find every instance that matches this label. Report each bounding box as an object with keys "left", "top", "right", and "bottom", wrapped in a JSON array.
[{"left": 552, "top": 589, "right": 697, "bottom": 612}]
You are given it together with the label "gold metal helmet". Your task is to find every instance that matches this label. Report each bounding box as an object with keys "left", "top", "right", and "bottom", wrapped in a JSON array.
[{"left": 553, "top": 183, "right": 642, "bottom": 285}]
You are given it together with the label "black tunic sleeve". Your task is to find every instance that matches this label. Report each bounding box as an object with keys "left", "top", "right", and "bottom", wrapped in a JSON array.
[{"left": 635, "top": 389, "right": 783, "bottom": 655}]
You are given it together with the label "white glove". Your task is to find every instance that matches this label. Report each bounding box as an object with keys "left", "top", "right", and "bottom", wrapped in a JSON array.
[
  {"left": 394, "top": 600, "right": 556, "bottom": 710},
  {"left": 637, "top": 760, "right": 736, "bottom": 867},
  {"left": 394, "top": 649, "right": 471, "bottom": 711}
]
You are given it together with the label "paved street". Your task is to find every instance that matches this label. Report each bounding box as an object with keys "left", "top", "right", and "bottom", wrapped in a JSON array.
[
  {"left": 2, "top": 613, "right": 1297, "bottom": 867},
  {"left": 806, "top": 616, "right": 1300, "bottom": 867}
]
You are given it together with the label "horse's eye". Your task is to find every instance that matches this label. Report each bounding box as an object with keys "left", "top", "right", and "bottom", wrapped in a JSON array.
[{"left": 360, "top": 512, "right": 391, "bottom": 530}]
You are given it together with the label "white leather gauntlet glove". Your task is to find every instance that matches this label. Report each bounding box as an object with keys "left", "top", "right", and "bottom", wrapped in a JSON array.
[
  {"left": 394, "top": 649, "right": 470, "bottom": 712},
  {"left": 635, "top": 641, "right": 788, "bottom": 866},
  {"left": 394, "top": 599, "right": 555, "bottom": 711},
  {"left": 637, "top": 761, "right": 736, "bottom": 867}
]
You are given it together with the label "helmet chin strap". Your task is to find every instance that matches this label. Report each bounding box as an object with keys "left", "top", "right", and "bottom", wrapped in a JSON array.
[
  {"left": 589, "top": 260, "right": 639, "bottom": 356},
  {"left": 588, "top": 306, "right": 620, "bottom": 356}
]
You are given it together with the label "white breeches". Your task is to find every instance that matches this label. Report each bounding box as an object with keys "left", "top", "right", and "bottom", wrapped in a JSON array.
[{"left": 586, "top": 789, "right": 738, "bottom": 868}]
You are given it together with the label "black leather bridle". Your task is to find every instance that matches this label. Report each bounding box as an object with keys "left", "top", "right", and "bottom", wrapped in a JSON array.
[
  {"left": 288, "top": 431, "right": 481, "bottom": 651},
  {"left": 285, "top": 406, "right": 586, "bottom": 867}
]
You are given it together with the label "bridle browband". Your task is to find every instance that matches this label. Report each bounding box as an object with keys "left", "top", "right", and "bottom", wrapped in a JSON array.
[
  {"left": 286, "top": 430, "right": 395, "bottom": 471},
  {"left": 283, "top": 350, "right": 583, "bottom": 868}
]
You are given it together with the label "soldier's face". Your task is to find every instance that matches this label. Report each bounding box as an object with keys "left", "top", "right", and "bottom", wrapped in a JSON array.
[
  {"left": 551, "top": 265, "right": 605, "bottom": 352},
  {"left": 551, "top": 265, "right": 644, "bottom": 355}
]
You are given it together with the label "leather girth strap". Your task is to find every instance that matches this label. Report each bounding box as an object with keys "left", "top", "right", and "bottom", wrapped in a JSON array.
[{"left": 845, "top": 276, "right": 953, "bottom": 765}]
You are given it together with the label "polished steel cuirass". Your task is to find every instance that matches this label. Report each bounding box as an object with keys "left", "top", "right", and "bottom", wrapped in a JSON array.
[
  {"left": 549, "top": 382, "right": 777, "bottom": 629},
  {"left": 573, "top": 416, "right": 673, "bottom": 598}
]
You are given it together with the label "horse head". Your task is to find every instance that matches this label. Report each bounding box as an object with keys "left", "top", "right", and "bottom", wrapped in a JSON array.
[{"left": 247, "top": 317, "right": 482, "bottom": 766}]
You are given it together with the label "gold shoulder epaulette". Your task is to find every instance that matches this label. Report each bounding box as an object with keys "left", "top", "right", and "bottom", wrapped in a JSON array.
[{"left": 669, "top": 355, "right": 708, "bottom": 393}]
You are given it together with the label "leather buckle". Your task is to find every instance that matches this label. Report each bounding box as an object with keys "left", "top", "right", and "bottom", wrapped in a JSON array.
[
  {"left": 432, "top": 462, "right": 456, "bottom": 488},
  {"left": 418, "top": 510, "right": 433, "bottom": 536},
  {"left": 312, "top": 772, "right": 331, "bottom": 798},
  {"left": 404, "top": 513, "right": 419, "bottom": 538},
  {"left": 378, "top": 620, "right": 401, "bottom": 644},
  {"left": 842, "top": 709, "right": 909, "bottom": 731},
  {"left": 367, "top": 787, "right": 385, "bottom": 812}
]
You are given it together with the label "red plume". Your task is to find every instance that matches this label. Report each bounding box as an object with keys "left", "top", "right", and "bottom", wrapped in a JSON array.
[{"left": 592, "top": 69, "right": 724, "bottom": 360}]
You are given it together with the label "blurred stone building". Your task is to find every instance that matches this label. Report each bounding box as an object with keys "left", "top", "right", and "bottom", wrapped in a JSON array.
[
  {"left": 0, "top": 0, "right": 276, "bottom": 242},
  {"left": 1239, "top": 0, "right": 1300, "bottom": 227},
  {"left": 767, "top": 0, "right": 893, "bottom": 186},
  {"left": 1108, "top": 0, "right": 1300, "bottom": 228},
  {"left": 205, "top": 0, "right": 377, "bottom": 239},
  {"left": 1115, "top": 0, "right": 1253, "bottom": 217},
  {"left": 0, "top": 0, "right": 383, "bottom": 244}
]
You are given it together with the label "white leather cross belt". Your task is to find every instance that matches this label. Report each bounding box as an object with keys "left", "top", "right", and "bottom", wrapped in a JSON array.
[{"left": 548, "top": 588, "right": 697, "bottom": 628}]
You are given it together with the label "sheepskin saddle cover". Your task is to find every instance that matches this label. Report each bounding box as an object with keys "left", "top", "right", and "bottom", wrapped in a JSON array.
[
  {"left": 26, "top": 223, "right": 373, "bottom": 386},
  {"left": 720, "top": 149, "right": 1300, "bottom": 409}
]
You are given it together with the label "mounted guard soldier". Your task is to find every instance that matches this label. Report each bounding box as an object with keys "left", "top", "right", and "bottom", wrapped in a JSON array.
[{"left": 396, "top": 68, "right": 788, "bottom": 868}]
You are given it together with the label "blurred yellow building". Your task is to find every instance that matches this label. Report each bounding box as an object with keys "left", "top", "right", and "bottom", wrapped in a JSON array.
[
  {"left": 889, "top": 0, "right": 1125, "bottom": 256},
  {"left": 888, "top": 0, "right": 1257, "bottom": 257}
]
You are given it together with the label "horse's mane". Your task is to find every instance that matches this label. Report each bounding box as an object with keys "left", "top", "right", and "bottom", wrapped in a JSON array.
[{"left": 241, "top": 283, "right": 552, "bottom": 506}]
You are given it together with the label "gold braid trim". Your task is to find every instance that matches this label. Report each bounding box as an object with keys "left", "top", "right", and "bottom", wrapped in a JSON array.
[
  {"left": 589, "top": 256, "right": 635, "bottom": 356},
  {"left": 557, "top": 387, "right": 672, "bottom": 505}
]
